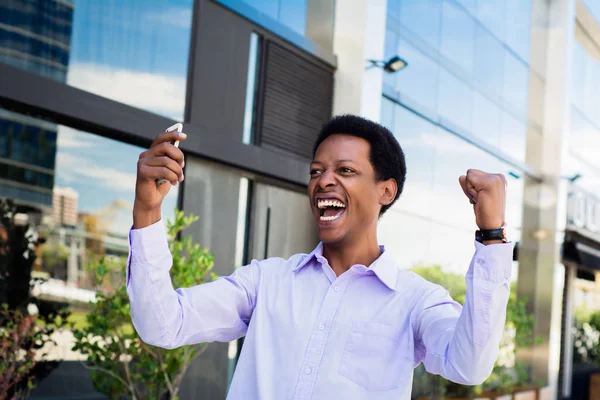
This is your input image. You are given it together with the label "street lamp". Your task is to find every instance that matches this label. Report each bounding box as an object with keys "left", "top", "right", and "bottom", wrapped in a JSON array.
[{"left": 366, "top": 55, "right": 408, "bottom": 73}]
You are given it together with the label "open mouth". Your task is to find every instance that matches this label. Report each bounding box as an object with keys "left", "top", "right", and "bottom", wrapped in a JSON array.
[{"left": 317, "top": 198, "right": 346, "bottom": 222}]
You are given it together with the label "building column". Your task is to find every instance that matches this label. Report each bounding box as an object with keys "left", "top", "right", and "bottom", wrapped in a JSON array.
[
  {"left": 332, "top": 0, "right": 387, "bottom": 120},
  {"left": 516, "top": 0, "right": 575, "bottom": 391}
]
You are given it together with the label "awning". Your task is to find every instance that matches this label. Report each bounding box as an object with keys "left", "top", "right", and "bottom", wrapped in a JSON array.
[{"left": 563, "top": 238, "right": 600, "bottom": 272}]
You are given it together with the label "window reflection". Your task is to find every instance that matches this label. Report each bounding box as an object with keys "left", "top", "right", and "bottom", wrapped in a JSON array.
[
  {"left": 572, "top": 42, "right": 586, "bottom": 112},
  {"left": 398, "top": 0, "right": 442, "bottom": 51},
  {"left": 476, "top": 0, "right": 505, "bottom": 42},
  {"left": 499, "top": 112, "right": 527, "bottom": 163},
  {"left": 570, "top": 108, "right": 600, "bottom": 172},
  {"left": 392, "top": 37, "right": 439, "bottom": 112},
  {"left": 504, "top": 0, "right": 531, "bottom": 61},
  {"left": 474, "top": 24, "right": 504, "bottom": 96},
  {"left": 438, "top": 69, "right": 472, "bottom": 131},
  {"left": 0, "top": 108, "right": 178, "bottom": 367},
  {"left": 440, "top": 0, "right": 475, "bottom": 74},
  {"left": 455, "top": 0, "right": 476, "bottom": 14},
  {"left": 472, "top": 92, "right": 502, "bottom": 148},
  {"left": 389, "top": 103, "right": 437, "bottom": 219},
  {"left": 503, "top": 52, "right": 529, "bottom": 116},
  {"left": 0, "top": 0, "right": 193, "bottom": 120}
]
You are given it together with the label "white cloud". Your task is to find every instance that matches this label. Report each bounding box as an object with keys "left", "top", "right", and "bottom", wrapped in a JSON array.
[
  {"left": 144, "top": 8, "right": 193, "bottom": 28},
  {"left": 67, "top": 63, "right": 186, "bottom": 120},
  {"left": 56, "top": 126, "right": 95, "bottom": 149},
  {"left": 56, "top": 152, "right": 137, "bottom": 193}
]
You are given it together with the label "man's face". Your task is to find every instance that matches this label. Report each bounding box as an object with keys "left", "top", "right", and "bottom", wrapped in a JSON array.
[{"left": 308, "top": 134, "right": 389, "bottom": 244}]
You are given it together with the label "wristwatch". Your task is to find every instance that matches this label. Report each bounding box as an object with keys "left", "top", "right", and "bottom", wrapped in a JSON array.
[{"left": 475, "top": 226, "right": 507, "bottom": 243}]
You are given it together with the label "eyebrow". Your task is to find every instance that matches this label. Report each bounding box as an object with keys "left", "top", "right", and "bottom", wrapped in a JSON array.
[{"left": 310, "top": 159, "right": 355, "bottom": 164}]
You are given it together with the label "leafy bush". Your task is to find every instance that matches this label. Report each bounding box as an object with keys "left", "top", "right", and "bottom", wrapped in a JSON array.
[{"left": 72, "top": 210, "right": 216, "bottom": 400}]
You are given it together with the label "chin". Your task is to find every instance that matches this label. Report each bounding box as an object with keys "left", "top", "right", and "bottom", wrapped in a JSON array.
[{"left": 316, "top": 226, "right": 346, "bottom": 245}]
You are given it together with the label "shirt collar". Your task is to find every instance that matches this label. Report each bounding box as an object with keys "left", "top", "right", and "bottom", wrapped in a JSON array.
[{"left": 294, "top": 242, "right": 398, "bottom": 291}]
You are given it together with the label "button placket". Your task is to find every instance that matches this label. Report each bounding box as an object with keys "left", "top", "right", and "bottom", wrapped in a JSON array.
[{"left": 292, "top": 277, "right": 351, "bottom": 400}]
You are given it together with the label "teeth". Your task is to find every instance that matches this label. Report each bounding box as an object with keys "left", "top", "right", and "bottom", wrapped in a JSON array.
[
  {"left": 317, "top": 199, "right": 346, "bottom": 209},
  {"left": 320, "top": 214, "right": 342, "bottom": 221}
]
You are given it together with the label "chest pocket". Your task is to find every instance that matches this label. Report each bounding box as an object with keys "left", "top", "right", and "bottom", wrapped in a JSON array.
[{"left": 339, "top": 320, "right": 414, "bottom": 391}]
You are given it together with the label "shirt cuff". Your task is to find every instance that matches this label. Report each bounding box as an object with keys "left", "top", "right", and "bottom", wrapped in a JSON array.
[
  {"left": 472, "top": 240, "right": 514, "bottom": 282},
  {"left": 129, "top": 219, "right": 170, "bottom": 264}
]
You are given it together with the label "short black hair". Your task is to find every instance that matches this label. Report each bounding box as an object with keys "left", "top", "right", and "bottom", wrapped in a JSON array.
[{"left": 312, "top": 114, "right": 406, "bottom": 217}]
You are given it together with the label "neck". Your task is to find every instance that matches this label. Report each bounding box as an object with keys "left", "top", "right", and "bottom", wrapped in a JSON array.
[{"left": 322, "top": 232, "right": 381, "bottom": 277}]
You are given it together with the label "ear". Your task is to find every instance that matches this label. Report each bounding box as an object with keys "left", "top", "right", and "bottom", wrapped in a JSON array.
[{"left": 378, "top": 178, "right": 398, "bottom": 207}]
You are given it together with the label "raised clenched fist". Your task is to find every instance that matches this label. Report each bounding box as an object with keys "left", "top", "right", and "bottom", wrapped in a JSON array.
[{"left": 458, "top": 169, "right": 506, "bottom": 230}]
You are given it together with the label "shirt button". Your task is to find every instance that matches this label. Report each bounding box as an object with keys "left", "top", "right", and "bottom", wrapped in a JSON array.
[
  {"left": 306, "top": 368, "right": 312, "bottom": 374},
  {"left": 319, "top": 324, "right": 325, "bottom": 330},
  {"left": 334, "top": 286, "right": 340, "bottom": 292}
]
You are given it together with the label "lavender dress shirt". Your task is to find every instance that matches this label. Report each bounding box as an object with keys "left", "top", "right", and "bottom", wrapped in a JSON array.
[{"left": 126, "top": 220, "right": 513, "bottom": 399}]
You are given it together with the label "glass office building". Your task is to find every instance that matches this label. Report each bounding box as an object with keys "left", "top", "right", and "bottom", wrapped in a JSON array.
[{"left": 0, "top": 0, "right": 597, "bottom": 399}]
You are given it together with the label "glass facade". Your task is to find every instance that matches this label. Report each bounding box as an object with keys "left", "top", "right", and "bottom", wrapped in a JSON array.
[
  {"left": 1, "top": 0, "right": 193, "bottom": 120},
  {"left": 382, "top": 1, "right": 533, "bottom": 396},
  {"left": 568, "top": 40, "right": 600, "bottom": 196},
  {"left": 384, "top": 0, "right": 533, "bottom": 163},
  {"left": 214, "top": 0, "right": 335, "bottom": 54}
]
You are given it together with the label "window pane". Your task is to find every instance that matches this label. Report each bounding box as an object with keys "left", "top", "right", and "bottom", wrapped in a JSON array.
[
  {"left": 438, "top": 69, "right": 472, "bottom": 131},
  {"left": 440, "top": 0, "right": 475, "bottom": 74},
  {"left": 584, "top": 56, "right": 600, "bottom": 123},
  {"left": 390, "top": 105, "right": 437, "bottom": 219},
  {"left": 472, "top": 92, "right": 502, "bottom": 148},
  {"left": 280, "top": 0, "right": 308, "bottom": 36},
  {"left": 0, "top": 0, "right": 194, "bottom": 120},
  {"left": 476, "top": 0, "right": 505, "bottom": 42},
  {"left": 243, "top": 33, "right": 261, "bottom": 145},
  {"left": 570, "top": 108, "right": 600, "bottom": 171},
  {"left": 455, "top": 0, "right": 476, "bottom": 15},
  {"left": 505, "top": 0, "right": 532, "bottom": 61},
  {"left": 572, "top": 42, "right": 587, "bottom": 113},
  {"left": 399, "top": 0, "right": 443, "bottom": 50},
  {"left": 394, "top": 37, "right": 439, "bottom": 112},
  {"left": 503, "top": 51, "right": 529, "bottom": 116},
  {"left": 499, "top": 112, "right": 527, "bottom": 163},
  {"left": 474, "top": 24, "right": 504, "bottom": 96}
]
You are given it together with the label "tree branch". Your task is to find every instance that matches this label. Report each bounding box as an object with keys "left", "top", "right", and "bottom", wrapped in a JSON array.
[
  {"left": 157, "top": 349, "right": 175, "bottom": 397},
  {"left": 116, "top": 335, "right": 137, "bottom": 399},
  {"left": 80, "top": 362, "right": 138, "bottom": 400},
  {"left": 171, "top": 343, "right": 209, "bottom": 397}
]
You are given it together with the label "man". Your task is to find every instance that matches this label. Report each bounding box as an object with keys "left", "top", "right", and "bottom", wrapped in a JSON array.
[{"left": 128, "top": 115, "right": 512, "bottom": 399}]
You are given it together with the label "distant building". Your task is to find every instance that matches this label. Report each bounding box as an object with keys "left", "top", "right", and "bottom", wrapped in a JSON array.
[
  {"left": 0, "top": 0, "right": 74, "bottom": 210},
  {"left": 52, "top": 186, "right": 78, "bottom": 227}
]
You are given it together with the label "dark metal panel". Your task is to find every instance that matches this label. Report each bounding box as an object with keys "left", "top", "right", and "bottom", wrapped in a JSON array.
[
  {"left": 0, "top": 63, "right": 310, "bottom": 186},
  {"left": 259, "top": 41, "right": 333, "bottom": 159},
  {"left": 187, "top": 0, "right": 252, "bottom": 142}
]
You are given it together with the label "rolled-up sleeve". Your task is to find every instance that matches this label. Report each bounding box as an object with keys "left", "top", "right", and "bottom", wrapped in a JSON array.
[
  {"left": 414, "top": 241, "right": 513, "bottom": 385},
  {"left": 126, "top": 220, "right": 260, "bottom": 349}
]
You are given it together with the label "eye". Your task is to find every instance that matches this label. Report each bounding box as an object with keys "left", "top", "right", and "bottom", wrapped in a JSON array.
[
  {"left": 310, "top": 169, "right": 322, "bottom": 176},
  {"left": 340, "top": 167, "right": 355, "bottom": 174}
]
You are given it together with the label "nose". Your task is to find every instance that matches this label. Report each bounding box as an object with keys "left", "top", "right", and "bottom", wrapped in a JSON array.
[{"left": 317, "top": 170, "right": 336, "bottom": 189}]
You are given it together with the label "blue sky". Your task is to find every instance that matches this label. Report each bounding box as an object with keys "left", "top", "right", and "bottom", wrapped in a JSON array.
[{"left": 70, "top": 0, "right": 193, "bottom": 77}]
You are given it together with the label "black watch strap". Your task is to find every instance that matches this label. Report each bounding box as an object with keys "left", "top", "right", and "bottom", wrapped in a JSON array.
[{"left": 475, "top": 227, "right": 507, "bottom": 243}]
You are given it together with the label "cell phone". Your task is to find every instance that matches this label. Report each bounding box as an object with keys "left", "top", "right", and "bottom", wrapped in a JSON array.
[{"left": 156, "top": 123, "right": 184, "bottom": 185}]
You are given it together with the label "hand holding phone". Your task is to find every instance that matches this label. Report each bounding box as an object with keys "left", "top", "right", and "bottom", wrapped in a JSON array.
[
  {"left": 133, "top": 122, "right": 186, "bottom": 228},
  {"left": 156, "top": 123, "right": 183, "bottom": 185}
]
